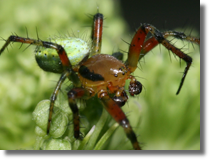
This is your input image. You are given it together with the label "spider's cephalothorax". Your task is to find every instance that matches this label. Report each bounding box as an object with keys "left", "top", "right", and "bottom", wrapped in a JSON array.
[{"left": 0, "top": 12, "right": 200, "bottom": 150}]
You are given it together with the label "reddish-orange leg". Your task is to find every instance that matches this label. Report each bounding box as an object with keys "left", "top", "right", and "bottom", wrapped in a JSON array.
[
  {"left": 142, "top": 31, "right": 200, "bottom": 94},
  {"left": 91, "top": 13, "right": 103, "bottom": 56},
  {"left": 126, "top": 24, "right": 200, "bottom": 94},
  {"left": 67, "top": 88, "right": 91, "bottom": 139},
  {"left": 99, "top": 91, "right": 142, "bottom": 150},
  {"left": 0, "top": 35, "right": 81, "bottom": 134}
]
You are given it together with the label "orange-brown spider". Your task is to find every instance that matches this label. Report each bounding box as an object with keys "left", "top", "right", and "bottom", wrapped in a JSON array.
[{"left": 0, "top": 12, "right": 200, "bottom": 150}]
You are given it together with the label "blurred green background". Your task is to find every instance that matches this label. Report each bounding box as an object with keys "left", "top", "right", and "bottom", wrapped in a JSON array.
[{"left": 0, "top": 0, "right": 200, "bottom": 150}]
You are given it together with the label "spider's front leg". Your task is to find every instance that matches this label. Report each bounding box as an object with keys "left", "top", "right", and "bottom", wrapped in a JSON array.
[
  {"left": 126, "top": 24, "right": 200, "bottom": 94},
  {"left": 98, "top": 91, "right": 142, "bottom": 150},
  {"left": 0, "top": 36, "right": 72, "bottom": 70},
  {"left": 140, "top": 30, "right": 200, "bottom": 60},
  {"left": 0, "top": 35, "right": 84, "bottom": 134}
]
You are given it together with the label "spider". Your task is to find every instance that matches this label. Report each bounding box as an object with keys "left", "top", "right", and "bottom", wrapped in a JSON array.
[{"left": 0, "top": 12, "right": 200, "bottom": 150}]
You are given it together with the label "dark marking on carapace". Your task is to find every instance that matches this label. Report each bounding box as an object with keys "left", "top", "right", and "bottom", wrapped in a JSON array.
[{"left": 79, "top": 65, "right": 104, "bottom": 81}]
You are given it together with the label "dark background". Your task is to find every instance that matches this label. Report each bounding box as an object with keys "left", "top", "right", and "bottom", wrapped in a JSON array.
[{"left": 120, "top": 0, "right": 200, "bottom": 33}]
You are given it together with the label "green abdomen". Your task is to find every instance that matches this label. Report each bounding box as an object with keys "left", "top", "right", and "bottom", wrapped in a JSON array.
[{"left": 35, "top": 37, "right": 90, "bottom": 73}]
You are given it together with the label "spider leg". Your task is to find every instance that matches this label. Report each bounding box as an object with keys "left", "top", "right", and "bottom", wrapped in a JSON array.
[
  {"left": 98, "top": 91, "right": 142, "bottom": 150},
  {"left": 67, "top": 88, "right": 92, "bottom": 139},
  {"left": 126, "top": 25, "right": 148, "bottom": 72},
  {"left": 47, "top": 71, "right": 70, "bottom": 134},
  {"left": 0, "top": 35, "right": 80, "bottom": 86},
  {"left": 163, "top": 31, "right": 200, "bottom": 45},
  {"left": 140, "top": 31, "right": 200, "bottom": 59},
  {"left": 111, "top": 87, "right": 128, "bottom": 107},
  {"left": 0, "top": 36, "right": 70, "bottom": 67},
  {"left": 91, "top": 13, "right": 103, "bottom": 56},
  {"left": 0, "top": 35, "right": 84, "bottom": 134},
  {"left": 139, "top": 37, "right": 191, "bottom": 95},
  {"left": 126, "top": 24, "right": 199, "bottom": 94}
]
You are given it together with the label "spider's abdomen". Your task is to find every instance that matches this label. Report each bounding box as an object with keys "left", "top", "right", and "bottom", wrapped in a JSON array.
[
  {"left": 35, "top": 37, "right": 90, "bottom": 73},
  {"left": 78, "top": 54, "right": 129, "bottom": 92}
]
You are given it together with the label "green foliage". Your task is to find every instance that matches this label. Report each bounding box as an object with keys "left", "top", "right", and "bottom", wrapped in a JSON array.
[
  {"left": 32, "top": 96, "right": 119, "bottom": 150},
  {"left": 0, "top": 0, "right": 199, "bottom": 150}
]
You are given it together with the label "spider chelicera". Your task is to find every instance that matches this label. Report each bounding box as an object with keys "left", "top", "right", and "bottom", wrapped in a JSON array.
[{"left": 0, "top": 12, "right": 200, "bottom": 150}]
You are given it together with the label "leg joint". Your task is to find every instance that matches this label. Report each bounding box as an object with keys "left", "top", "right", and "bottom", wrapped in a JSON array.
[
  {"left": 119, "top": 118, "right": 130, "bottom": 129},
  {"left": 184, "top": 55, "right": 192, "bottom": 63},
  {"left": 68, "top": 90, "right": 77, "bottom": 100}
]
